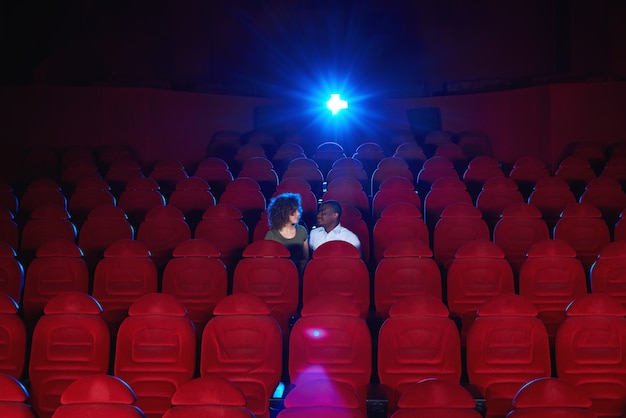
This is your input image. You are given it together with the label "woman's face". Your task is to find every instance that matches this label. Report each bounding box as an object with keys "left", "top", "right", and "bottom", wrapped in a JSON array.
[{"left": 288, "top": 209, "right": 301, "bottom": 225}]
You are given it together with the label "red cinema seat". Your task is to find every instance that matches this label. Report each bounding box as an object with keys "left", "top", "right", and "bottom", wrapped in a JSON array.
[
  {"left": 148, "top": 158, "right": 189, "bottom": 197},
  {"left": 374, "top": 241, "right": 442, "bottom": 318},
  {"left": 201, "top": 293, "right": 282, "bottom": 418},
  {"left": 22, "top": 239, "right": 89, "bottom": 327},
  {"left": 455, "top": 130, "right": 493, "bottom": 160},
  {"left": 219, "top": 177, "right": 267, "bottom": 232},
  {"left": 371, "top": 176, "right": 421, "bottom": 222},
  {"left": 114, "top": 293, "right": 196, "bottom": 418},
  {"left": 462, "top": 155, "right": 505, "bottom": 202},
  {"left": 289, "top": 295, "right": 372, "bottom": 410},
  {"left": 18, "top": 178, "right": 67, "bottom": 222},
  {"left": 77, "top": 204, "right": 134, "bottom": 271},
  {"left": 0, "top": 293, "right": 26, "bottom": 379},
  {"left": 136, "top": 205, "right": 191, "bottom": 268},
  {"left": 231, "top": 143, "right": 266, "bottom": 177},
  {"left": 433, "top": 202, "right": 490, "bottom": 271},
  {"left": 466, "top": 294, "right": 551, "bottom": 418},
  {"left": 555, "top": 293, "right": 626, "bottom": 418},
  {"left": 238, "top": 157, "right": 280, "bottom": 201},
  {"left": 393, "top": 141, "right": 427, "bottom": 179},
  {"left": 554, "top": 202, "right": 610, "bottom": 271},
  {"left": 168, "top": 176, "right": 216, "bottom": 230},
  {"left": 416, "top": 156, "right": 459, "bottom": 203},
  {"left": 67, "top": 177, "right": 115, "bottom": 227},
  {"left": 378, "top": 296, "right": 462, "bottom": 414},
  {"left": 475, "top": 176, "right": 524, "bottom": 232},
  {"left": 29, "top": 292, "right": 110, "bottom": 418},
  {"left": 493, "top": 202, "right": 550, "bottom": 276},
  {"left": 233, "top": 239, "right": 299, "bottom": 337},
  {"left": 373, "top": 202, "right": 429, "bottom": 264},
  {"left": 117, "top": 177, "right": 166, "bottom": 228},
  {"left": 313, "top": 142, "right": 346, "bottom": 179},
  {"left": 163, "top": 375, "right": 254, "bottom": 418},
  {"left": 508, "top": 155, "right": 550, "bottom": 200},
  {"left": 326, "top": 157, "right": 369, "bottom": 197},
  {"left": 322, "top": 176, "right": 371, "bottom": 223},
  {"left": 0, "top": 374, "right": 36, "bottom": 418},
  {"left": 423, "top": 176, "right": 473, "bottom": 237},
  {"left": 0, "top": 242, "right": 24, "bottom": 304},
  {"left": 555, "top": 155, "right": 596, "bottom": 199},
  {"left": 52, "top": 374, "right": 144, "bottom": 418},
  {"left": 278, "top": 379, "right": 367, "bottom": 418},
  {"left": 507, "top": 377, "right": 595, "bottom": 418},
  {"left": 192, "top": 157, "right": 234, "bottom": 200},
  {"left": 302, "top": 241, "right": 370, "bottom": 318},
  {"left": 590, "top": 241, "right": 626, "bottom": 309},
  {"left": 528, "top": 176, "right": 577, "bottom": 232},
  {"left": 92, "top": 239, "right": 158, "bottom": 336},
  {"left": 0, "top": 206, "right": 19, "bottom": 250},
  {"left": 195, "top": 203, "right": 250, "bottom": 273},
  {"left": 282, "top": 157, "right": 325, "bottom": 199},
  {"left": 161, "top": 239, "right": 227, "bottom": 337},
  {"left": 392, "top": 378, "right": 482, "bottom": 418},
  {"left": 59, "top": 160, "right": 102, "bottom": 199},
  {"left": 370, "top": 157, "right": 414, "bottom": 198},
  {"left": 580, "top": 176, "right": 626, "bottom": 238},
  {"left": 339, "top": 203, "right": 371, "bottom": 263},
  {"left": 20, "top": 204, "right": 77, "bottom": 261},
  {"left": 103, "top": 157, "right": 145, "bottom": 198},
  {"left": 518, "top": 239, "right": 587, "bottom": 344},
  {"left": 446, "top": 239, "right": 515, "bottom": 342},
  {"left": 206, "top": 130, "right": 242, "bottom": 167},
  {"left": 272, "top": 142, "right": 306, "bottom": 178},
  {"left": 353, "top": 141, "right": 386, "bottom": 180}
]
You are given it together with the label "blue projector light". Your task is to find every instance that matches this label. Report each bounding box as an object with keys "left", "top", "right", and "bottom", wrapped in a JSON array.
[{"left": 326, "top": 93, "right": 348, "bottom": 115}]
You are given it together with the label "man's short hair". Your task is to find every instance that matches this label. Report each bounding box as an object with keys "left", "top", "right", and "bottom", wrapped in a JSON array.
[{"left": 321, "top": 200, "right": 342, "bottom": 220}]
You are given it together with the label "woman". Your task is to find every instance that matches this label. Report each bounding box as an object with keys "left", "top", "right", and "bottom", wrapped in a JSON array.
[{"left": 265, "top": 192, "right": 309, "bottom": 273}]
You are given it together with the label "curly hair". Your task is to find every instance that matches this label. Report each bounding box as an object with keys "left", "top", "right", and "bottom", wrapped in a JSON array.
[{"left": 267, "top": 192, "right": 302, "bottom": 229}]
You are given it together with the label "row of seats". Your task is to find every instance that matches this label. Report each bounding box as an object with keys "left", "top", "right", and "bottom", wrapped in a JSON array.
[{"left": 3, "top": 288, "right": 623, "bottom": 417}]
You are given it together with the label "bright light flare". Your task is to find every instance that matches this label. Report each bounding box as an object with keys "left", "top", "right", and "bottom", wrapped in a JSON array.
[{"left": 326, "top": 93, "right": 348, "bottom": 115}]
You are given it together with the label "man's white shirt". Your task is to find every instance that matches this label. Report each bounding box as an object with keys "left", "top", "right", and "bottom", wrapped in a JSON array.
[{"left": 309, "top": 223, "right": 361, "bottom": 252}]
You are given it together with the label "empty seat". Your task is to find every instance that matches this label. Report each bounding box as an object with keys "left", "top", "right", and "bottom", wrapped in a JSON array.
[
  {"left": 326, "top": 157, "right": 369, "bottom": 195},
  {"left": 528, "top": 176, "right": 577, "bottom": 233},
  {"left": 338, "top": 203, "right": 371, "bottom": 263},
  {"left": 231, "top": 143, "right": 266, "bottom": 177},
  {"left": 313, "top": 142, "right": 346, "bottom": 178},
  {"left": 278, "top": 379, "right": 366, "bottom": 418},
  {"left": 555, "top": 293, "right": 626, "bottom": 417},
  {"left": 370, "top": 157, "right": 414, "bottom": 198},
  {"left": 555, "top": 156, "right": 596, "bottom": 199},
  {"left": 393, "top": 141, "right": 426, "bottom": 179},
  {"left": 52, "top": 374, "right": 144, "bottom": 418},
  {"left": 18, "top": 178, "right": 67, "bottom": 222},
  {"left": 422, "top": 176, "right": 473, "bottom": 237},
  {"left": 322, "top": 176, "right": 371, "bottom": 223},
  {"left": 97, "top": 145, "right": 136, "bottom": 172},
  {"left": 206, "top": 130, "right": 242, "bottom": 166},
  {"left": 466, "top": 294, "right": 551, "bottom": 418},
  {"left": 434, "top": 143, "right": 468, "bottom": 175},
  {"left": 289, "top": 294, "right": 371, "bottom": 409},
  {"left": 455, "top": 130, "right": 493, "bottom": 160},
  {"left": 475, "top": 177, "right": 524, "bottom": 232},
  {"left": 163, "top": 375, "right": 254, "bottom": 418},
  {"left": 194, "top": 204, "right": 250, "bottom": 273},
  {"left": 59, "top": 160, "right": 102, "bottom": 196},
  {"left": 352, "top": 141, "right": 386, "bottom": 180},
  {"left": 600, "top": 156, "right": 626, "bottom": 191},
  {"left": 433, "top": 202, "right": 490, "bottom": 271},
  {"left": 0, "top": 373, "right": 36, "bottom": 418},
  {"left": 580, "top": 176, "right": 626, "bottom": 238},
  {"left": 446, "top": 239, "right": 515, "bottom": 341},
  {"left": 508, "top": 156, "right": 550, "bottom": 200},
  {"left": 462, "top": 156, "right": 505, "bottom": 202},
  {"left": 302, "top": 240, "right": 370, "bottom": 318},
  {"left": 77, "top": 204, "right": 134, "bottom": 272},
  {"left": 29, "top": 292, "right": 110, "bottom": 418},
  {"left": 518, "top": 239, "right": 587, "bottom": 344},
  {"left": 92, "top": 239, "right": 158, "bottom": 336},
  {"left": 161, "top": 239, "right": 227, "bottom": 337},
  {"left": 282, "top": 157, "right": 324, "bottom": 199},
  {"left": 0, "top": 293, "right": 26, "bottom": 379},
  {"left": 117, "top": 177, "right": 166, "bottom": 228},
  {"left": 272, "top": 142, "right": 307, "bottom": 178},
  {"left": 232, "top": 239, "right": 299, "bottom": 337},
  {"left": 392, "top": 378, "right": 482, "bottom": 418},
  {"left": 238, "top": 157, "right": 280, "bottom": 200},
  {"left": 22, "top": 239, "right": 89, "bottom": 327},
  {"left": 114, "top": 293, "right": 196, "bottom": 418},
  {"left": 507, "top": 377, "right": 594, "bottom": 418},
  {"left": 590, "top": 241, "right": 626, "bottom": 309},
  {"left": 378, "top": 296, "right": 462, "bottom": 414},
  {"left": 554, "top": 202, "right": 610, "bottom": 271},
  {"left": 219, "top": 177, "right": 266, "bottom": 232},
  {"left": 492, "top": 202, "right": 551, "bottom": 276},
  {"left": 67, "top": 177, "right": 115, "bottom": 227},
  {"left": 20, "top": 204, "right": 77, "bottom": 262},
  {"left": 192, "top": 157, "right": 234, "bottom": 200},
  {"left": 0, "top": 241, "right": 23, "bottom": 303},
  {"left": 374, "top": 241, "right": 442, "bottom": 318},
  {"left": 371, "top": 176, "right": 421, "bottom": 221},
  {"left": 148, "top": 158, "right": 188, "bottom": 197},
  {"left": 373, "top": 202, "right": 429, "bottom": 264},
  {"left": 103, "top": 157, "right": 145, "bottom": 198},
  {"left": 201, "top": 293, "right": 282, "bottom": 418},
  {"left": 569, "top": 141, "right": 607, "bottom": 176},
  {"left": 168, "top": 176, "right": 216, "bottom": 229},
  {"left": 416, "top": 156, "right": 459, "bottom": 199},
  {"left": 136, "top": 205, "right": 191, "bottom": 268}
]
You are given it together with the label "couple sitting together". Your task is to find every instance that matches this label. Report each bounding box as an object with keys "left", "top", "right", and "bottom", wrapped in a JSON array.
[{"left": 264, "top": 193, "right": 361, "bottom": 273}]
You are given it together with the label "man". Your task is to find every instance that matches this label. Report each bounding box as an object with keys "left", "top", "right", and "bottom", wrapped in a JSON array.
[{"left": 309, "top": 200, "right": 361, "bottom": 252}]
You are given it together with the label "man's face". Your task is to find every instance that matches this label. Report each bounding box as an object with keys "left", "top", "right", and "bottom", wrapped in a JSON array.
[{"left": 316, "top": 205, "right": 338, "bottom": 229}]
